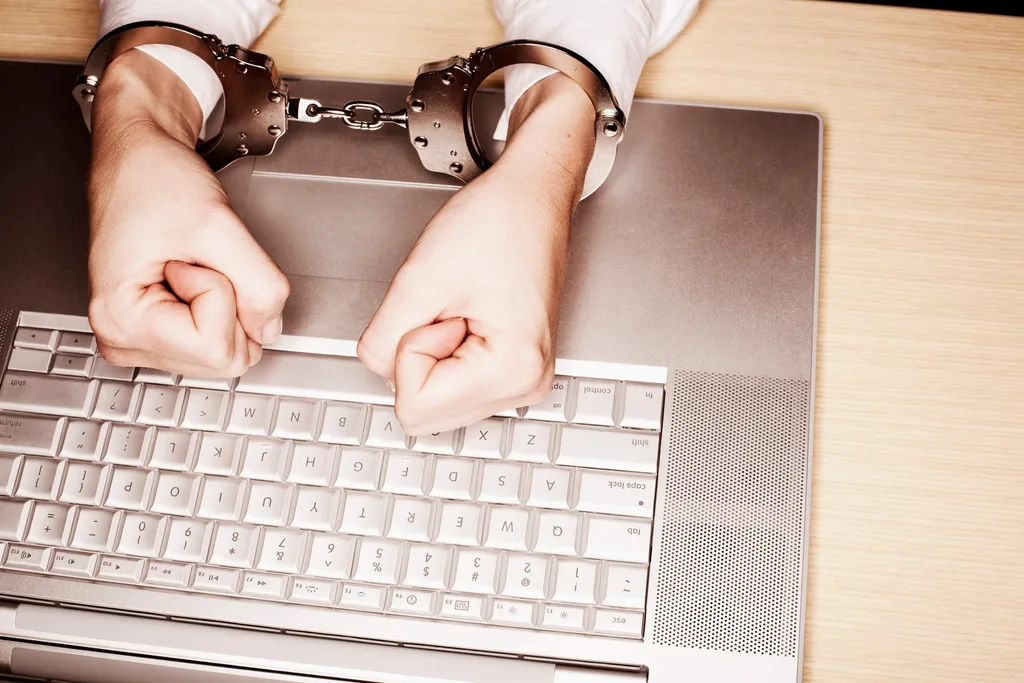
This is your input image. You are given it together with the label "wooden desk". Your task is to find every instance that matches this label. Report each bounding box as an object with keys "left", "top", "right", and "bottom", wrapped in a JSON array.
[{"left": 2, "top": 1, "right": 1022, "bottom": 681}]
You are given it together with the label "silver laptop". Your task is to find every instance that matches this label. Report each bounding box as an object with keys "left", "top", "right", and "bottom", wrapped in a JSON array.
[{"left": 0, "top": 59, "right": 822, "bottom": 683}]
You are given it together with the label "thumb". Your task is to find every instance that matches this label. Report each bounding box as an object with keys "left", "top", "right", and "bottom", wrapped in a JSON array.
[
  {"left": 394, "top": 318, "right": 469, "bottom": 396},
  {"left": 198, "top": 208, "right": 291, "bottom": 345}
]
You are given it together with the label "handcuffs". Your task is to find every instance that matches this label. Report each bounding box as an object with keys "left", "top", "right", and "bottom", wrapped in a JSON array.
[{"left": 73, "top": 22, "right": 626, "bottom": 187}]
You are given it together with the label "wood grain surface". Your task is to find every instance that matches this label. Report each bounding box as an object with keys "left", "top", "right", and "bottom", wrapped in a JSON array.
[{"left": 1, "top": 1, "right": 1022, "bottom": 681}]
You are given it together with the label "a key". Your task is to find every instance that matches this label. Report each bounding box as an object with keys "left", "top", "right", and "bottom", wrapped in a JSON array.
[
  {"left": 339, "top": 491, "right": 388, "bottom": 536},
  {"left": 51, "top": 549, "right": 96, "bottom": 578},
  {"left": 271, "top": 398, "right": 319, "bottom": 440},
  {"left": 552, "top": 558, "right": 598, "bottom": 604},
  {"left": 365, "top": 407, "right": 408, "bottom": 450},
  {"left": 412, "top": 430, "right": 456, "bottom": 456},
  {"left": 524, "top": 377, "right": 570, "bottom": 422},
  {"left": 0, "top": 372, "right": 93, "bottom": 417},
  {"left": 593, "top": 609, "right": 644, "bottom": 638},
  {"left": 576, "top": 470, "right": 655, "bottom": 519},
  {"left": 102, "top": 424, "right": 148, "bottom": 466},
  {"left": 162, "top": 518, "right": 210, "bottom": 563},
  {"left": 236, "top": 350, "right": 393, "bottom": 405},
  {"left": 0, "top": 500, "right": 32, "bottom": 541},
  {"left": 339, "top": 582, "right": 387, "bottom": 611},
  {"left": 239, "top": 438, "right": 290, "bottom": 481},
  {"left": 619, "top": 383, "right": 663, "bottom": 430},
  {"left": 104, "top": 467, "right": 151, "bottom": 510},
  {"left": 381, "top": 451, "right": 428, "bottom": 495},
  {"left": 289, "top": 577, "right": 337, "bottom": 606},
  {"left": 429, "top": 457, "right": 476, "bottom": 501},
  {"left": 353, "top": 538, "right": 403, "bottom": 584},
  {"left": 557, "top": 426, "right": 659, "bottom": 474},
  {"left": 241, "top": 571, "right": 289, "bottom": 600},
  {"left": 305, "top": 532, "right": 355, "bottom": 579},
  {"left": 209, "top": 523, "right": 259, "bottom": 568},
  {"left": 484, "top": 506, "right": 530, "bottom": 551},
  {"left": 144, "top": 560, "right": 191, "bottom": 588},
  {"left": 150, "top": 472, "right": 200, "bottom": 516},
  {"left": 69, "top": 507, "right": 115, "bottom": 551},
  {"left": 115, "top": 512, "right": 165, "bottom": 557},
  {"left": 16, "top": 456, "right": 61, "bottom": 500},
  {"left": 435, "top": 502, "right": 482, "bottom": 546},
  {"left": 196, "top": 476, "right": 244, "bottom": 521},
  {"left": 0, "top": 455, "right": 22, "bottom": 496},
  {"left": 193, "top": 433, "right": 242, "bottom": 476},
  {"left": 317, "top": 402, "right": 366, "bottom": 446},
  {"left": 334, "top": 447, "right": 383, "bottom": 490},
  {"left": 180, "top": 389, "right": 228, "bottom": 432},
  {"left": 14, "top": 328, "right": 57, "bottom": 351},
  {"left": 460, "top": 418, "right": 505, "bottom": 459},
  {"left": 135, "top": 369, "right": 179, "bottom": 385},
  {"left": 226, "top": 393, "right": 273, "bottom": 436},
  {"left": 136, "top": 385, "right": 183, "bottom": 427},
  {"left": 8, "top": 348, "right": 51, "bottom": 373},
  {"left": 257, "top": 528, "right": 308, "bottom": 573},
  {"left": 389, "top": 587, "right": 436, "bottom": 616},
  {"left": 91, "top": 357, "right": 135, "bottom": 382},
  {"left": 583, "top": 515, "right": 651, "bottom": 563},
  {"left": 287, "top": 442, "right": 336, "bottom": 486},
  {"left": 290, "top": 486, "right": 340, "bottom": 531},
  {"left": 242, "top": 481, "right": 293, "bottom": 526},
  {"left": 402, "top": 543, "right": 448, "bottom": 589},
  {"left": 179, "top": 376, "right": 234, "bottom": 391},
  {"left": 91, "top": 381, "right": 135, "bottom": 422},
  {"left": 51, "top": 353, "right": 93, "bottom": 378},
  {"left": 602, "top": 562, "right": 647, "bottom": 609},
  {"left": 387, "top": 496, "right": 433, "bottom": 542},
  {"left": 0, "top": 412, "right": 61, "bottom": 456},
  {"left": 56, "top": 331, "right": 97, "bottom": 355},
  {"left": 59, "top": 419, "right": 105, "bottom": 461},
  {"left": 490, "top": 598, "right": 535, "bottom": 627},
  {"left": 438, "top": 593, "right": 485, "bottom": 621},
  {"left": 572, "top": 379, "right": 617, "bottom": 426},
  {"left": 26, "top": 502, "right": 70, "bottom": 546},
  {"left": 508, "top": 421, "right": 551, "bottom": 463},
  {"left": 524, "top": 466, "right": 573, "bottom": 509},
  {"left": 533, "top": 510, "right": 580, "bottom": 556},
  {"left": 451, "top": 549, "right": 499, "bottom": 594},
  {"left": 540, "top": 604, "right": 587, "bottom": 631},
  {"left": 148, "top": 429, "right": 195, "bottom": 471},
  {"left": 502, "top": 553, "right": 548, "bottom": 600},
  {"left": 97, "top": 556, "right": 145, "bottom": 583},
  {"left": 193, "top": 566, "right": 240, "bottom": 595},
  {"left": 477, "top": 462, "right": 523, "bottom": 505},
  {"left": 4, "top": 544, "right": 50, "bottom": 571}
]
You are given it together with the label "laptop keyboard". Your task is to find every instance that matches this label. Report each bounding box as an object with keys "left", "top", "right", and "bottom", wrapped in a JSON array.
[{"left": 0, "top": 322, "right": 663, "bottom": 639}]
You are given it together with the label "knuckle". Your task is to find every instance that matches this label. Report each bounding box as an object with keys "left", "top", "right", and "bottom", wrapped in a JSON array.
[
  {"left": 509, "top": 345, "right": 551, "bottom": 396},
  {"left": 200, "top": 336, "right": 237, "bottom": 372},
  {"left": 88, "top": 298, "right": 131, "bottom": 350},
  {"left": 96, "top": 344, "right": 130, "bottom": 367}
]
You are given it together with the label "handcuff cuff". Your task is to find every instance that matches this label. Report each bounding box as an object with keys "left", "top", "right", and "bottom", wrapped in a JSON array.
[{"left": 73, "top": 22, "right": 626, "bottom": 187}]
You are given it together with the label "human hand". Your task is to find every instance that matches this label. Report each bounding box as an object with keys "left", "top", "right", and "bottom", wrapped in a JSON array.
[
  {"left": 358, "top": 74, "right": 596, "bottom": 434},
  {"left": 87, "top": 50, "right": 290, "bottom": 377}
]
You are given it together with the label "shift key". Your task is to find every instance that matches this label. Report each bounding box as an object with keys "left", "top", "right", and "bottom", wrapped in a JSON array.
[
  {"left": 0, "top": 372, "right": 94, "bottom": 418},
  {"left": 0, "top": 413, "right": 63, "bottom": 455}
]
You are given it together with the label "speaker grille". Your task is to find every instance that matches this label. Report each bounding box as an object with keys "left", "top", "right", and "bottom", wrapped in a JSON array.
[{"left": 651, "top": 371, "right": 810, "bottom": 656}]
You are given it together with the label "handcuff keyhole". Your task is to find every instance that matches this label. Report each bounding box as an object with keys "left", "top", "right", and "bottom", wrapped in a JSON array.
[
  {"left": 410, "top": 99, "right": 425, "bottom": 112},
  {"left": 414, "top": 137, "right": 428, "bottom": 148}
]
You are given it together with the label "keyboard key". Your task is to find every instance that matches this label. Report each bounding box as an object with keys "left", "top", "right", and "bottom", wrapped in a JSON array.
[
  {"left": 583, "top": 516, "right": 651, "bottom": 563},
  {"left": 91, "top": 381, "right": 135, "bottom": 422},
  {"left": 69, "top": 507, "right": 115, "bottom": 551},
  {"left": 16, "top": 456, "right": 61, "bottom": 499},
  {"left": 490, "top": 598, "right": 535, "bottom": 627},
  {"left": 387, "top": 496, "right": 433, "bottom": 542},
  {"left": 572, "top": 379, "right": 616, "bottom": 426},
  {"left": 26, "top": 503, "right": 69, "bottom": 545},
  {"left": 180, "top": 389, "right": 228, "bottom": 431},
  {"left": 460, "top": 418, "right": 505, "bottom": 459},
  {"left": 135, "top": 369, "right": 179, "bottom": 386},
  {"left": 484, "top": 506, "right": 530, "bottom": 551},
  {"left": 435, "top": 502, "right": 482, "bottom": 546},
  {"left": 51, "top": 353, "right": 93, "bottom": 378},
  {"left": 478, "top": 462, "right": 523, "bottom": 505},
  {"left": 540, "top": 604, "right": 586, "bottom": 632},
  {"left": 502, "top": 553, "right": 548, "bottom": 600},
  {"left": 287, "top": 442, "right": 336, "bottom": 486},
  {"left": 237, "top": 350, "right": 393, "bottom": 406},
  {"left": 412, "top": 430, "right": 456, "bottom": 456},
  {"left": 402, "top": 543, "right": 448, "bottom": 590},
  {"left": 291, "top": 486, "right": 340, "bottom": 531},
  {"left": 56, "top": 331, "right": 97, "bottom": 355},
  {"left": 439, "top": 593, "right": 485, "bottom": 621},
  {"left": 257, "top": 528, "right": 308, "bottom": 574},
  {"left": 102, "top": 424, "right": 148, "bottom": 466},
  {"left": 8, "top": 348, "right": 52, "bottom": 373},
  {"left": 162, "top": 518, "right": 210, "bottom": 563},
  {"left": 150, "top": 472, "right": 200, "bottom": 516},
  {"left": 620, "top": 383, "right": 663, "bottom": 430},
  {"left": 209, "top": 523, "right": 259, "bottom": 568},
  {"left": 136, "top": 385, "right": 183, "bottom": 427},
  {"left": 271, "top": 398, "right": 319, "bottom": 440},
  {"left": 353, "top": 538, "right": 403, "bottom": 584},
  {"left": 91, "top": 357, "right": 135, "bottom": 382},
  {"left": 104, "top": 467, "right": 151, "bottom": 510},
  {"left": 339, "top": 491, "right": 387, "bottom": 536},
  {"left": 0, "top": 414, "right": 61, "bottom": 460},
  {"left": 525, "top": 377, "right": 570, "bottom": 422},
  {"left": 389, "top": 588, "right": 436, "bottom": 616},
  {"left": 243, "top": 481, "right": 293, "bottom": 526},
  {"left": 508, "top": 421, "right": 551, "bottom": 463},
  {"left": 557, "top": 426, "right": 659, "bottom": 474},
  {"left": 226, "top": 393, "right": 273, "bottom": 435},
  {"left": 51, "top": 549, "right": 96, "bottom": 578},
  {"left": 14, "top": 327, "right": 57, "bottom": 351},
  {"left": 429, "top": 457, "right": 476, "bottom": 501},
  {"left": 4, "top": 544, "right": 50, "bottom": 572},
  {"left": 241, "top": 571, "right": 289, "bottom": 600},
  {"left": 576, "top": 470, "right": 655, "bottom": 519},
  {"left": 365, "top": 407, "right": 408, "bottom": 449},
  {"left": 239, "top": 438, "right": 289, "bottom": 481},
  {"left": 0, "top": 372, "right": 93, "bottom": 417},
  {"left": 179, "top": 376, "right": 234, "bottom": 391},
  {"left": 148, "top": 429, "right": 195, "bottom": 471},
  {"left": 553, "top": 559, "right": 598, "bottom": 604},
  {"left": 452, "top": 549, "right": 499, "bottom": 594},
  {"left": 0, "top": 500, "right": 31, "bottom": 541},
  {"left": 318, "top": 402, "right": 366, "bottom": 445},
  {"left": 306, "top": 533, "right": 356, "bottom": 579},
  {"left": 115, "top": 512, "right": 165, "bottom": 557},
  {"left": 97, "top": 556, "right": 145, "bottom": 583},
  {"left": 0, "top": 455, "right": 22, "bottom": 496},
  {"left": 381, "top": 452, "right": 428, "bottom": 495},
  {"left": 593, "top": 609, "right": 644, "bottom": 638},
  {"left": 532, "top": 511, "right": 580, "bottom": 557},
  {"left": 197, "top": 477, "right": 244, "bottom": 521},
  {"left": 525, "top": 466, "right": 571, "bottom": 510},
  {"left": 59, "top": 419, "right": 105, "bottom": 461},
  {"left": 334, "top": 447, "right": 383, "bottom": 490},
  {"left": 339, "top": 582, "right": 387, "bottom": 611},
  {"left": 194, "top": 566, "right": 240, "bottom": 595},
  {"left": 193, "top": 433, "right": 242, "bottom": 476},
  {"left": 289, "top": 577, "right": 338, "bottom": 606},
  {"left": 602, "top": 563, "right": 648, "bottom": 610},
  {"left": 144, "top": 560, "right": 191, "bottom": 588}
]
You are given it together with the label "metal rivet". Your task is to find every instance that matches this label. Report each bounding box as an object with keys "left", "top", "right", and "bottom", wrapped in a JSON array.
[
  {"left": 234, "top": 63, "right": 248, "bottom": 75},
  {"left": 414, "top": 136, "right": 428, "bottom": 148},
  {"left": 268, "top": 91, "right": 283, "bottom": 103},
  {"left": 306, "top": 103, "right": 318, "bottom": 118},
  {"left": 238, "top": 132, "right": 247, "bottom": 140},
  {"left": 252, "top": 108, "right": 261, "bottom": 115},
  {"left": 268, "top": 125, "right": 282, "bottom": 137},
  {"left": 602, "top": 121, "right": 620, "bottom": 137},
  {"left": 81, "top": 88, "right": 95, "bottom": 103},
  {"left": 441, "top": 72, "right": 454, "bottom": 86},
  {"left": 433, "top": 121, "right": 441, "bottom": 129},
  {"left": 449, "top": 162, "right": 463, "bottom": 174},
  {"left": 84, "top": 75, "right": 99, "bottom": 87},
  {"left": 410, "top": 99, "right": 425, "bottom": 112},
  {"left": 450, "top": 150, "right": 458, "bottom": 157},
  {"left": 237, "top": 145, "right": 249, "bottom": 155}
]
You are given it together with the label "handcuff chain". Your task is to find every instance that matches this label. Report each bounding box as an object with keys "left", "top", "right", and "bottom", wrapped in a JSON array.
[{"left": 305, "top": 100, "right": 408, "bottom": 130}]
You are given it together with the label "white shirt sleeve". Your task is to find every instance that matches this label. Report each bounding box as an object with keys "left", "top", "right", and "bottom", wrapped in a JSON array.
[{"left": 98, "top": 0, "right": 281, "bottom": 137}]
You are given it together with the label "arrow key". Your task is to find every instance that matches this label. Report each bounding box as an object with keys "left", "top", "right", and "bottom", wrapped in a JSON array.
[
  {"left": 97, "top": 556, "right": 145, "bottom": 583},
  {"left": 241, "top": 571, "right": 289, "bottom": 600}
]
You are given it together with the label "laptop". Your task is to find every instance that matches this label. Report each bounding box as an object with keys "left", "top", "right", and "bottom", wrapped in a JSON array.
[{"left": 0, "top": 59, "right": 822, "bottom": 683}]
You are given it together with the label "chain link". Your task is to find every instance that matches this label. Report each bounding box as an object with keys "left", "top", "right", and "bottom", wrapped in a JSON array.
[{"left": 310, "top": 100, "right": 408, "bottom": 130}]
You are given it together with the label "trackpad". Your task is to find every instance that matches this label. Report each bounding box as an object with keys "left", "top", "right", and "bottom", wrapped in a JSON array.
[{"left": 241, "top": 174, "right": 455, "bottom": 283}]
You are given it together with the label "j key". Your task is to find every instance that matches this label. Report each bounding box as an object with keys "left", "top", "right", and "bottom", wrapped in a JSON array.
[
  {"left": 484, "top": 506, "right": 530, "bottom": 551},
  {"left": 136, "top": 385, "right": 183, "bottom": 427},
  {"left": 524, "top": 377, "right": 570, "bottom": 422},
  {"left": 235, "top": 350, "right": 393, "bottom": 406},
  {"left": 572, "top": 379, "right": 616, "bottom": 427},
  {"left": 51, "top": 549, "right": 96, "bottom": 578},
  {"left": 502, "top": 553, "right": 548, "bottom": 600},
  {"left": 193, "top": 433, "right": 242, "bottom": 476},
  {"left": 0, "top": 413, "right": 62, "bottom": 456},
  {"left": 241, "top": 571, "right": 289, "bottom": 600},
  {"left": 69, "top": 507, "right": 115, "bottom": 551},
  {"left": 435, "top": 502, "right": 482, "bottom": 546},
  {"left": 194, "top": 566, "right": 241, "bottom": 595},
  {"left": 490, "top": 598, "right": 535, "bottom": 627},
  {"left": 389, "top": 588, "right": 436, "bottom": 617},
  {"left": 452, "top": 549, "right": 499, "bottom": 594},
  {"left": 477, "top": 462, "right": 523, "bottom": 505},
  {"left": 402, "top": 543, "right": 448, "bottom": 590},
  {"left": 291, "top": 486, "right": 340, "bottom": 531},
  {"left": 180, "top": 389, "right": 228, "bottom": 432},
  {"left": 0, "top": 372, "right": 92, "bottom": 417},
  {"left": 334, "top": 448, "right": 383, "bottom": 490},
  {"left": 540, "top": 603, "right": 586, "bottom": 632},
  {"left": 305, "top": 533, "right": 356, "bottom": 579},
  {"left": 429, "top": 457, "right": 476, "bottom": 501},
  {"left": 7, "top": 348, "right": 51, "bottom": 373},
  {"left": 226, "top": 393, "right": 273, "bottom": 436},
  {"left": 209, "top": 523, "right": 259, "bottom": 568},
  {"left": 507, "top": 421, "right": 551, "bottom": 464},
  {"left": 91, "top": 357, "right": 135, "bottom": 382},
  {"left": 439, "top": 593, "right": 485, "bottom": 621},
  {"left": 196, "top": 477, "right": 244, "bottom": 521},
  {"left": 339, "top": 491, "right": 387, "bottom": 536},
  {"left": 381, "top": 452, "right": 428, "bottom": 495},
  {"left": 353, "top": 538, "right": 403, "bottom": 584},
  {"left": 91, "top": 381, "right": 135, "bottom": 422},
  {"left": 59, "top": 419, "right": 105, "bottom": 461},
  {"left": 460, "top": 418, "right": 505, "bottom": 459},
  {"left": 115, "top": 512, "right": 165, "bottom": 557},
  {"left": 148, "top": 429, "right": 195, "bottom": 471},
  {"left": 557, "top": 426, "right": 659, "bottom": 474},
  {"left": 287, "top": 442, "right": 336, "bottom": 486},
  {"left": 271, "top": 398, "right": 319, "bottom": 440},
  {"left": 144, "top": 560, "right": 191, "bottom": 588},
  {"left": 242, "top": 481, "right": 292, "bottom": 526},
  {"left": 412, "top": 430, "right": 456, "bottom": 456},
  {"left": 150, "top": 472, "right": 200, "bottom": 516},
  {"left": 162, "top": 518, "right": 210, "bottom": 563},
  {"left": 56, "top": 331, "right": 97, "bottom": 355},
  {"left": 365, "top": 407, "right": 408, "bottom": 450},
  {"left": 576, "top": 470, "right": 655, "bottom": 519},
  {"left": 619, "top": 382, "right": 663, "bottom": 430},
  {"left": 16, "top": 456, "right": 61, "bottom": 499},
  {"left": 583, "top": 516, "right": 651, "bottom": 564},
  {"left": 51, "top": 353, "right": 93, "bottom": 378},
  {"left": 26, "top": 503, "right": 70, "bottom": 546},
  {"left": 317, "top": 402, "right": 366, "bottom": 446},
  {"left": 0, "top": 455, "right": 22, "bottom": 496},
  {"left": 257, "top": 528, "right": 308, "bottom": 574},
  {"left": 553, "top": 559, "right": 599, "bottom": 604},
  {"left": 387, "top": 496, "right": 433, "bottom": 542},
  {"left": 14, "top": 328, "right": 57, "bottom": 351},
  {"left": 104, "top": 468, "right": 152, "bottom": 510},
  {"left": 602, "top": 562, "right": 648, "bottom": 610},
  {"left": 593, "top": 609, "right": 644, "bottom": 638},
  {"left": 532, "top": 511, "right": 580, "bottom": 557},
  {"left": 102, "top": 425, "right": 148, "bottom": 466},
  {"left": 239, "top": 438, "right": 290, "bottom": 481},
  {"left": 0, "top": 499, "right": 31, "bottom": 541}
]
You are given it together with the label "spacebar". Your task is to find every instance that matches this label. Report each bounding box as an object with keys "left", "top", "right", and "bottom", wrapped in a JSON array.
[{"left": 236, "top": 350, "right": 394, "bottom": 405}]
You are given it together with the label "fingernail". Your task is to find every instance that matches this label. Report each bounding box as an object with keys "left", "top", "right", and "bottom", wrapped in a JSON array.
[
  {"left": 384, "top": 378, "right": 395, "bottom": 392},
  {"left": 261, "top": 316, "right": 282, "bottom": 345},
  {"left": 249, "top": 346, "right": 263, "bottom": 367}
]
